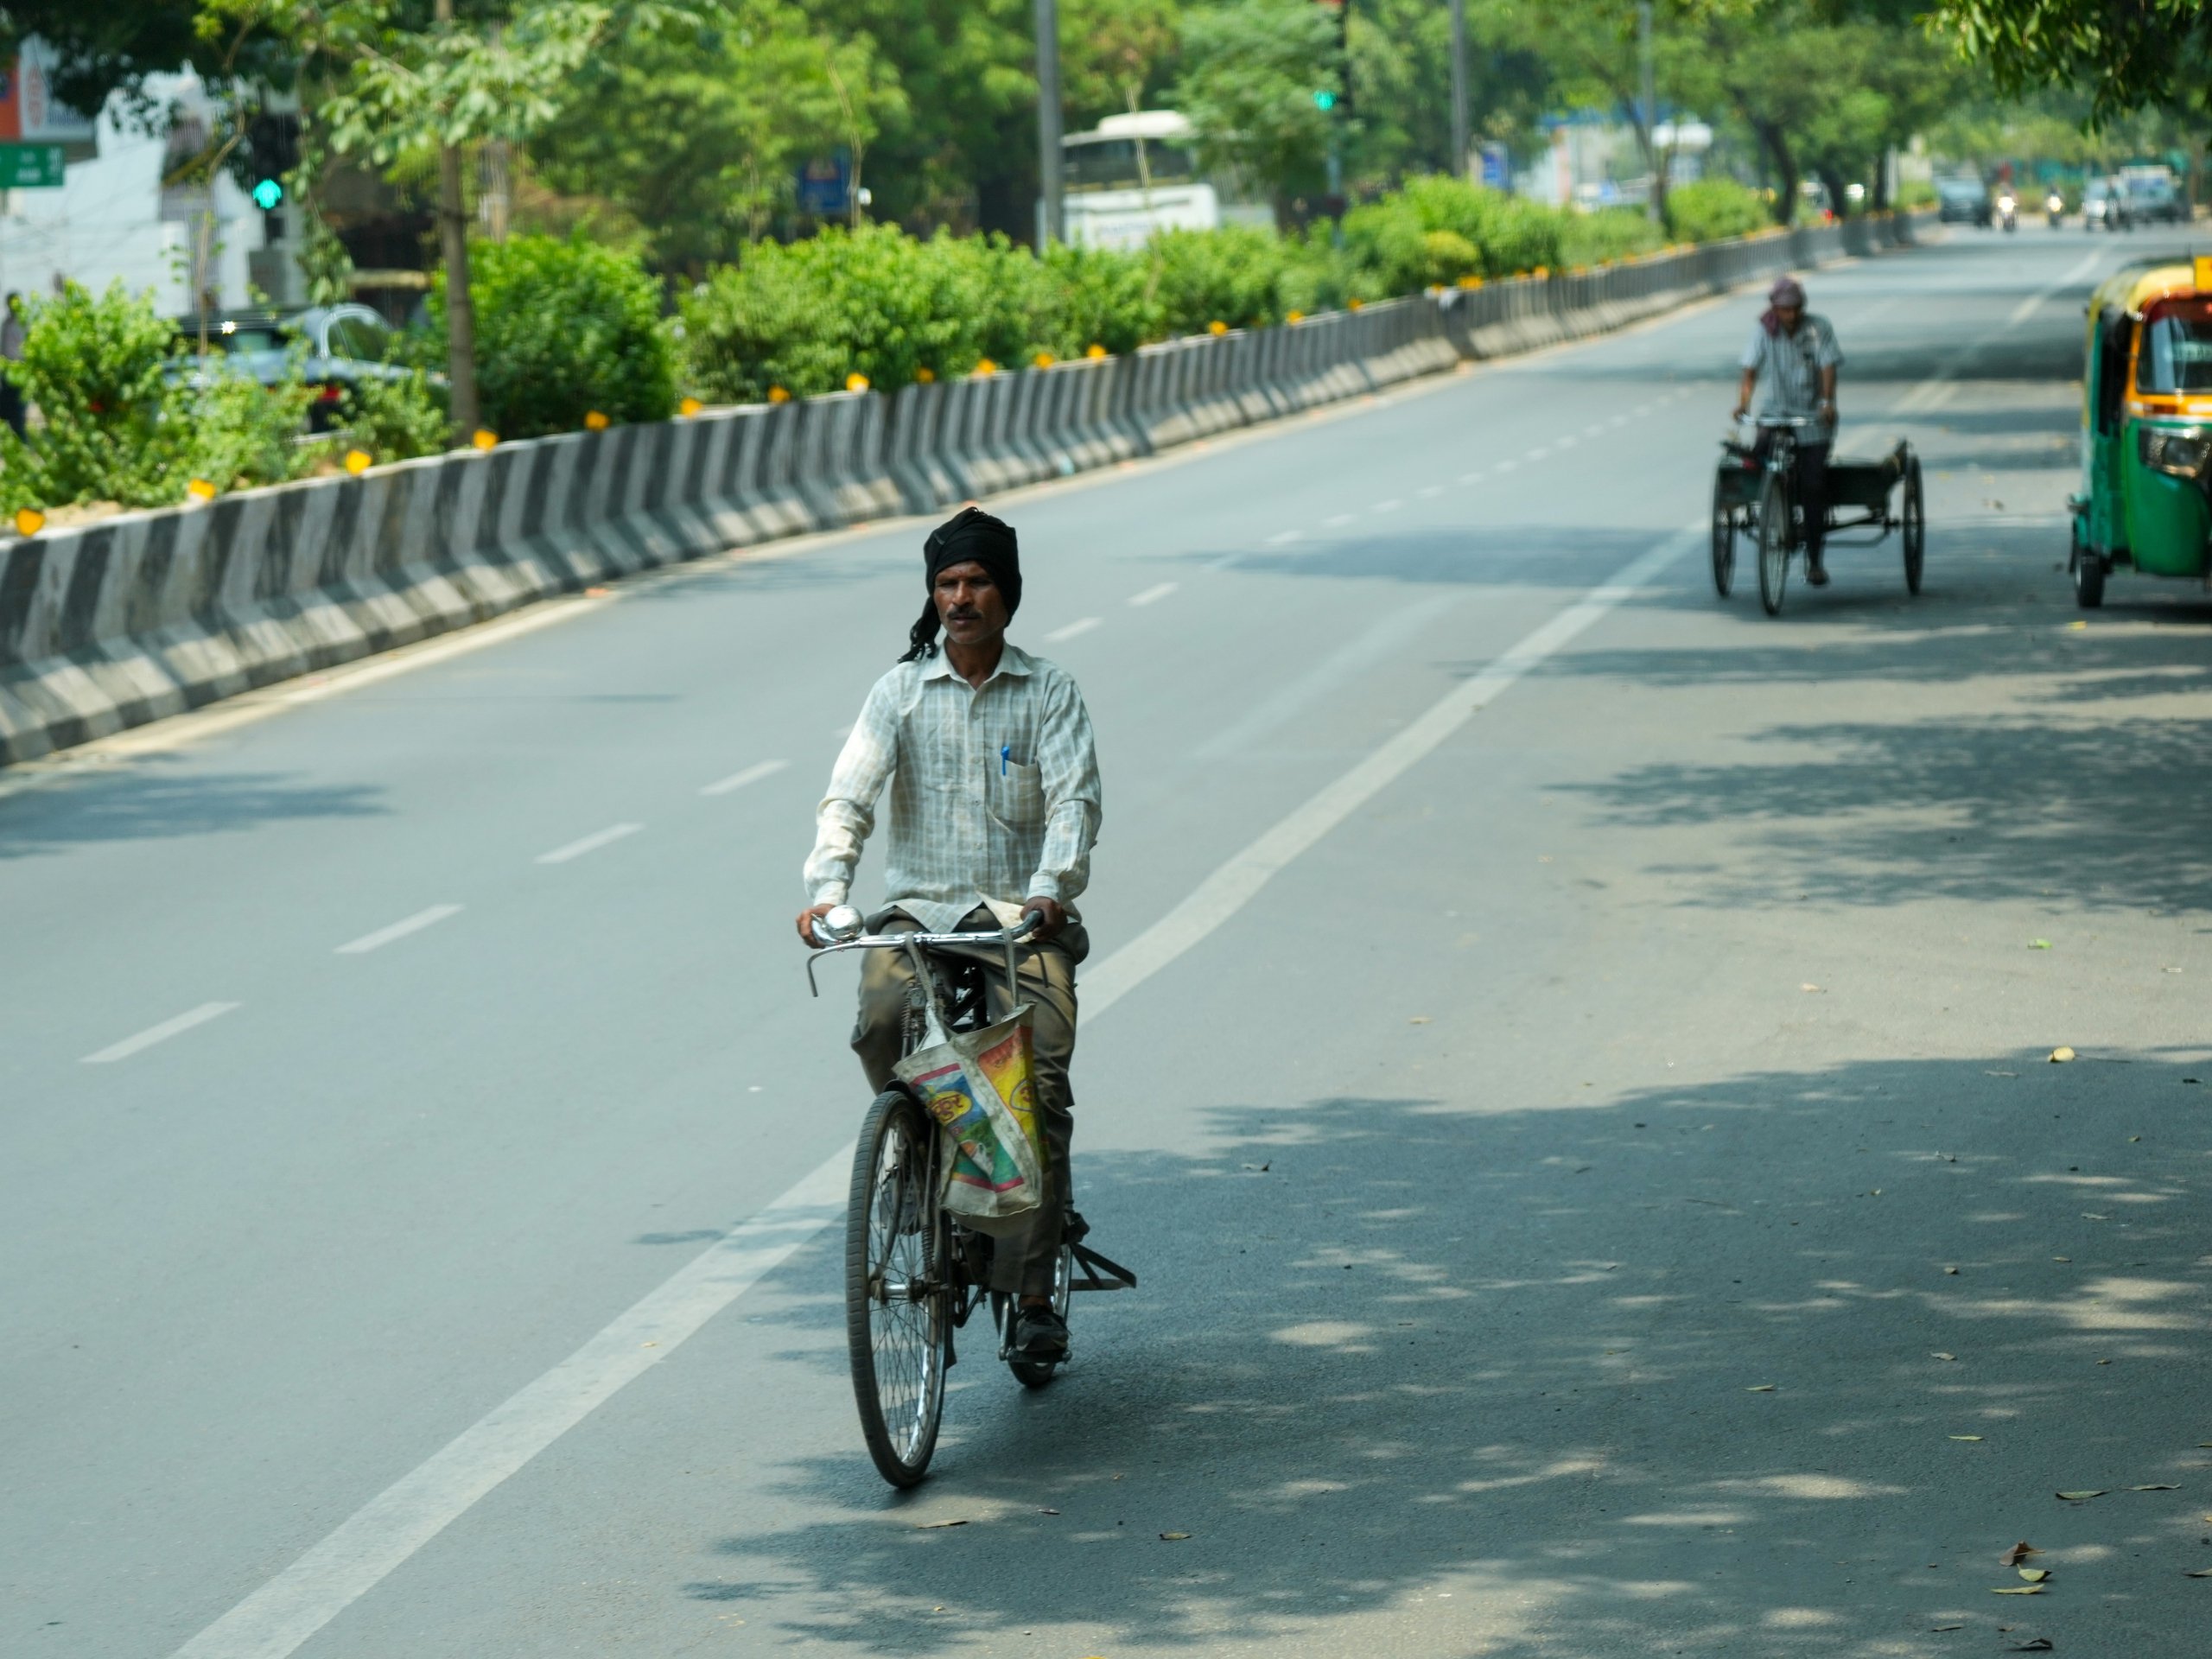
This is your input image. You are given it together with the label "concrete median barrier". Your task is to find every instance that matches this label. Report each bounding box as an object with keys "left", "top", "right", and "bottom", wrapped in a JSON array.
[{"left": 0, "top": 211, "right": 1936, "bottom": 767}]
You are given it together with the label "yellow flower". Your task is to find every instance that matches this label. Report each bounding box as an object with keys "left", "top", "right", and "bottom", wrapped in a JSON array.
[
  {"left": 678, "top": 396, "right": 703, "bottom": 417},
  {"left": 974, "top": 358, "right": 997, "bottom": 377},
  {"left": 13, "top": 506, "right": 44, "bottom": 537},
  {"left": 1208, "top": 319, "right": 1229, "bottom": 335},
  {"left": 1347, "top": 297, "right": 1364, "bottom": 310},
  {"left": 186, "top": 478, "right": 218, "bottom": 501},
  {"left": 1286, "top": 309, "right": 1305, "bottom": 323},
  {"left": 1533, "top": 265, "right": 1550, "bottom": 279},
  {"left": 471, "top": 428, "right": 499, "bottom": 449},
  {"left": 1085, "top": 342, "right": 1108, "bottom": 359},
  {"left": 916, "top": 366, "right": 937, "bottom": 384},
  {"left": 846, "top": 372, "right": 870, "bottom": 392},
  {"left": 343, "top": 448, "right": 372, "bottom": 475},
  {"left": 767, "top": 385, "right": 791, "bottom": 404},
  {"left": 584, "top": 410, "right": 611, "bottom": 431},
  {"left": 1033, "top": 351, "right": 1056, "bottom": 369},
  {"left": 1457, "top": 274, "right": 1483, "bottom": 289}
]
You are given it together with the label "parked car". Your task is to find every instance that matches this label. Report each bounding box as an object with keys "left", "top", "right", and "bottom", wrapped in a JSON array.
[
  {"left": 2083, "top": 177, "right": 2133, "bottom": 232},
  {"left": 169, "top": 304, "right": 418, "bottom": 429},
  {"left": 1936, "top": 176, "right": 1993, "bottom": 226},
  {"left": 2121, "top": 168, "right": 2190, "bottom": 226}
]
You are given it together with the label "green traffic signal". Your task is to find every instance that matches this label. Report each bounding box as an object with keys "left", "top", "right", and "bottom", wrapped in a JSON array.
[
  {"left": 1313, "top": 90, "right": 1336, "bottom": 111},
  {"left": 251, "top": 177, "right": 284, "bottom": 211}
]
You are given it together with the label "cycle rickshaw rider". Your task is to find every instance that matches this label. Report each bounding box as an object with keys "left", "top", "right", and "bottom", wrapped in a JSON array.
[
  {"left": 1732, "top": 276, "right": 1845, "bottom": 585},
  {"left": 796, "top": 505, "right": 1103, "bottom": 1363}
]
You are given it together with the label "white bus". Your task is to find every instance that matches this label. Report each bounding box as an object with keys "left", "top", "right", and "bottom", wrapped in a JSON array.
[{"left": 1060, "top": 111, "right": 1273, "bottom": 249}]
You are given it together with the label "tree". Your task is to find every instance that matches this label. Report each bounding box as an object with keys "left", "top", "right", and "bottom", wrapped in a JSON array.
[
  {"left": 1929, "top": 0, "right": 2212, "bottom": 124},
  {"left": 0, "top": 3, "right": 289, "bottom": 117},
  {"left": 1346, "top": 0, "right": 1548, "bottom": 188},
  {"left": 1059, "top": 0, "right": 1179, "bottom": 127},
  {"left": 1172, "top": 0, "right": 1338, "bottom": 215}
]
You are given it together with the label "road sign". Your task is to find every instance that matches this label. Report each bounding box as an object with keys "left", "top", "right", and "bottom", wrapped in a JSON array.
[{"left": 0, "top": 143, "right": 63, "bottom": 188}]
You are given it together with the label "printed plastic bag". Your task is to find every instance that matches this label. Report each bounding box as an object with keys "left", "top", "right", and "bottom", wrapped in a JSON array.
[{"left": 894, "top": 1006, "right": 1046, "bottom": 1233}]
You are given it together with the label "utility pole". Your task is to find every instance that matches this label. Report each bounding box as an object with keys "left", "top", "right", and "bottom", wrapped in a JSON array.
[
  {"left": 1637, "top": 0, "right": 1659, "bottom": 223},
  {"left": 1449, "top": 0, "right": 1470, "bottom": 183},
  {"left": 433, "top": 0, "right": 480, "bottom": 440},
  {"left": 1034, "top": 0, "right": 1065, "bottom": 245}
]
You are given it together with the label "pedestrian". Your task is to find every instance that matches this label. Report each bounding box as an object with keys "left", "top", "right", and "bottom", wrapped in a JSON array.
[{"left": 0, "top": 292, "right": 27, "bottom": 439}]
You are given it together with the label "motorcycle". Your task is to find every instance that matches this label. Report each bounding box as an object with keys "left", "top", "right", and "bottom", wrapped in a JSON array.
[
  {"left": 2045, "top": 191, "right": 2064, "bottom": 227},
  {"left": 1996, "top": 192, "right": 2018, "bottom": 232}
]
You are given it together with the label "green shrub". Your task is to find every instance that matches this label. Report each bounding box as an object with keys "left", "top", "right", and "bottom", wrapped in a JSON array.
[
  {"left": 339, "top": 362, "right": 449, "bottom": 463},
  {"left": 438, "top": 234, "right": 676, "bottom": 438},
  {"left": 1561, "top": 207, "right": 1666, "bottom": 268},
  {"left": 1147, "top": 225, "right": 1288, "bottom": 334},
  {"left": 1665, "top": 177, "right": 1772, "bottom": 244},
  {"left": 1035, "top": 242, "right": 1160, "bottom": 358},
  {"left": 0, "top": 280, "right": 184, "bottom": 509},
  {"left": 185, "top": 364, "right": 320, "bottom": 493}
]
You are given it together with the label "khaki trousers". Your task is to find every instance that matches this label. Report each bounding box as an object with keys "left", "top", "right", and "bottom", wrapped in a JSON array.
[{"left": 850, "top": 906, "right": 1085, "bottom": 1298}]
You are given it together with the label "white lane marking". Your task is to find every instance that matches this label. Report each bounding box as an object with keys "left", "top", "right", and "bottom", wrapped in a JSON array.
[
  {"left": 2007, "top": 247, "right": 2104, "bottom": 327},
  {"left": 1458, "top": 471, "right": 1484, "bottom": 485},
  {"left": 1416, "top": 485, "right": 1444, "bottom": 499},
  {"left": 534, "top": 823, "right": 643, "bottom": 866},
  {"left": 1128, "top": 582, "right": 1179, "bottom": 607},
  {"left": 1527, "top": 446, "right": 1553, "bottom": 460},
  {"left": 1585, "top": 423, "right": 1607, "bottom": 437},
  {"left": 1889, "top": 248, "right": 2108, "bottom": 417},
  {"left": 1632, "top": 403, "right": 1653, "bottom": 416},
  {"left": 1608, "top": 414, "right": 1630, "bottom": 428},
  {"left": 1495, "top": 458, "right": 1519, "bottom": 472},
  {"left": 1264, "top": 529, "right": 1301, "bottom": 546},
  {"left": 82, "top": 1002, "right": 240, "bottom": 1065},
  {"left": 162, "top": 1150, "right": 852, "bottom": 1659},
  {"left": 165, "top": 524, "right": 1701, "bottom": 1659},
  {"left": 700, "top": 759, "right": 789, "bottom": 797},
  {"left": 334, "top": 906, "right": 462, "bottom": 957},
  {"left": 1372, "top": 499, "right": 1402, "bottom": 513},
  {"left": 1045, "top": 617, "right": 1102, "bottom": 643},
  {"left": 1090, "top": 524, "right": 1697, "bottom": 1016},
  {"left": 1554, "top": 435, "right": 1579, "bottom": 449},
  {"left": 1194, "top": 595, "right": 1460, "bottom": 760},
  {"left": 1324, "top": 512, "right": 1356, "bottom": 528}
]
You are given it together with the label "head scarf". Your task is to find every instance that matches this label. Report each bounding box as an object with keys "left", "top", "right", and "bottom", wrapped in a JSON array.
[
  {"left": 1760, "top": 276, "right": 1807, "bottom": 337},
  {"left": 902, "top": 505, "right": 1021, "bottom": 661}
]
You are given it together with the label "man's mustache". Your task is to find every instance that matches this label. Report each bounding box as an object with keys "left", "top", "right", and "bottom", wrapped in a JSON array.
[{"left": 946, "top": 607, "right": 982, "bottom": 622}]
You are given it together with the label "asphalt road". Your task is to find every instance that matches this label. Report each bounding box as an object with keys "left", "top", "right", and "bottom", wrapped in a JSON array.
[{"left": 6, "top": 224, "right": 2209, "bottom": 1659}]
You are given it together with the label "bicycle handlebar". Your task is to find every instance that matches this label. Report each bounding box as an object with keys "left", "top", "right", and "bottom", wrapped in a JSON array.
[{"left": 809, "top": 905, "right": 1042, "bottom": 952}]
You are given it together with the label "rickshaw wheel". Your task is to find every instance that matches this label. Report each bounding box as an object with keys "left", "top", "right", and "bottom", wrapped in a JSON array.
[
  {"left": 1709, "top": 484, "right": 1737, "bottom": 598},
  {"left": 2071, "top": 518, "right": 2105, "bottom": 608},
  {"left": 1757, "top": 474, "right": 1792, "bottom": 616},
  {"left": 1902, "top": 457, "right": 1925, "bottom": 595}
]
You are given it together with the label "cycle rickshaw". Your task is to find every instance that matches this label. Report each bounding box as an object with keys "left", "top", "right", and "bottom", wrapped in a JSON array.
[{"left": 1711, "top": 415, "right": 1927, "bottom": 614}]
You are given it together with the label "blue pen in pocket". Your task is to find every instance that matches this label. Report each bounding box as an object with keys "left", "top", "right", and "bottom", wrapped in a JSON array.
[{"left": 1000, "top": 743, "right": 1010, "bottom": 777}]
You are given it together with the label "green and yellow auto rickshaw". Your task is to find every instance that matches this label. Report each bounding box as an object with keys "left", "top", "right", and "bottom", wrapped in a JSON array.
[{"left": 2071, "top": 257, "right": 2212, "bottom": 607}]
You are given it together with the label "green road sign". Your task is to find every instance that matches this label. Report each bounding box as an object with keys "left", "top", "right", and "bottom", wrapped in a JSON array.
[{"left": 0, "top": 144, "right": 65, "bottom": 188}]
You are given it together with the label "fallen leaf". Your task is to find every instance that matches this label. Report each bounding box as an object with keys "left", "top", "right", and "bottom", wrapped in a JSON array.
[
  {"left": 915, "top": 1518, "right": 971, "bottom": 1529},
  {"left": 585, "top": 585, "right": 612, "bottom": 596},
  {"left": 1038, "top": 1508, "right": 1060, "bottom": 1515},
  {"left": 1160, "top": 1531, "right": 1192, "bottom": 1541},
  {"left": 1801, "top": 982, "right": 1823, "bottom": 993},
  {"left": 2187, "top": 1567, "right": 2212, "bottom": 1578},
  {"left": 1745, "top": 1384, "right": 1776, "bottom": 1392},
  {"left": 2053, "top": 1256, "right": 2072, "bottom": 1263},
  {"left": 1944, "top": 1268, "right": 1961, "bottom": 1276},
  {"left": 1951, "top": 1434, "right": 1985, "bottom": 1441},
  {"left": 1999, "top": 1542, "right": 2039, "bottom": 1566},
  {"left": 1930, "top": 1624, "right": 1964, "bottom": 1633},
  {"left": 2049, "top": 1046, "right": 2075, "bottom": 1062},
  {"left": 1407, "top": 1015, "right": 1431, "bottom": 1025},
  {"left": 2009, "top": 1641, "right": 2055, "bottom": 1652},
  {"left": 1933, "top": 1351, "right": 1959, "bottom": 1361},
  {"left": 1992, "top": 1584, "right": 2047, "bottom": 1594},
  {"left": 2031, "top": 939, "right": 2053, "bottom": 950},
  {"left": 2056, "top": 1491, "right": 2106, "bottom": 1501},
  {"left": 2018, "top": 1567, "right": 2051, "bottom": 1582},
  {"left": 2132, "top": 1484, "right": 2180, "bottom": 1491}
]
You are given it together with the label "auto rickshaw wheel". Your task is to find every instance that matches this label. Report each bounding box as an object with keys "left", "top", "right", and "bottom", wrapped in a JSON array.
[
  {"left": 2071, "top": 519, "right": 2105, "bottom": 608},
  {"left": 1902, "top": 456, "right": 1925, "bottom": 595},
  {"left": 1757, "top": 473, "right": 1792, "bottom": 616},
  {"left": 1710, "top": 483, "right": 1737, "bottom": 598}
]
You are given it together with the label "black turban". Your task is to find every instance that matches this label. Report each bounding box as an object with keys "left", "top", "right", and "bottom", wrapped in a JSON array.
[{"left": 903, "top": 506, "right": 1020, "bottom": 660}]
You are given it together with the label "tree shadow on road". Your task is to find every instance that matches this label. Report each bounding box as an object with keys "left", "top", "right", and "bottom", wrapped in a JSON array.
[
  {"left": 0, "top": 765, "right": 385, "bottom": 858},
  {"left": 686, "top": 1057, "right": 2209, "bottom": 1656}
]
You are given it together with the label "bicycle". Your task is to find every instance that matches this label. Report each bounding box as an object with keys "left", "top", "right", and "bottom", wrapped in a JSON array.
[
  {"left": 1711, "top": 413, "right": 1923, "bottom": 616},
  {"left": 805, "top": 905, "right": 1136, "bottom": 1488}
]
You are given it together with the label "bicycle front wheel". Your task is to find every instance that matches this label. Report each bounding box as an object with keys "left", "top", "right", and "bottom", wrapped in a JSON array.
[{"left": 846, "top": 1089, "right": 949, "bottom": 1487}]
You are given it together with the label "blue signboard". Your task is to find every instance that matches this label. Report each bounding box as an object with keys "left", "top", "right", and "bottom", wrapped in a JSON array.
[
  {"left": 796, "top": 151, "right": 851, "bottom": 219},
  {"left": 1479, "top": 143, "right": 1510, "bottom": 191}
]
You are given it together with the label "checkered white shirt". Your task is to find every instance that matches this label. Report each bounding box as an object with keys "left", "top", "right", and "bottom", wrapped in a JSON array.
[
  {"left": 805, "top": 642, "right": 1103, "bottom": 934},
  {"left": 1742, "top": 313, "right": 1844, "bottom": 441}
]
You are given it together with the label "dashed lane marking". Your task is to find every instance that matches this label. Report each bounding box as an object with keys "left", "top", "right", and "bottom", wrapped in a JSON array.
[
  {"left": 334, "top": 906, "right": 463, "bottom": 957},
  {"left": 1263, "top": 530, "right": 1302, "bottom": 546},
  {"left": 82, "top": 1002, "right": 240, "bottom": 1065},
  {"left": 1128, "top": 582, "right": 1179, "bottom": 607},
  {"left": 1044, "top": 617, "right": 1103, "bottom": 643},
  {"left": 700, "top": 760, "right": 790, "bottom": 798},
  {"left": 534, "top": 823, "right": 644, "bottom": 866}
]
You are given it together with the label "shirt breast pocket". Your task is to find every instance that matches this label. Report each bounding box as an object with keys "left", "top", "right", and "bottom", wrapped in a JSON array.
[{"left": 986, "top": 756, "right": 1045, "bottom": 830}]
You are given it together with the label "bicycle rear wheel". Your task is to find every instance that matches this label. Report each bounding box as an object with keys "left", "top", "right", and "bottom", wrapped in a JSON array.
[{"left": 846, "top": 1089, "right": 949, "bottom": 1487}]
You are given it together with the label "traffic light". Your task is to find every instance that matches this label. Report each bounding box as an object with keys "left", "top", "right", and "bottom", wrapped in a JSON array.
[
  {"left": 1313, "top": 89, "right": 1336, "bottom": 111},
  {"left": 251, "top": 176, "right": 284, "bottom": 211}
]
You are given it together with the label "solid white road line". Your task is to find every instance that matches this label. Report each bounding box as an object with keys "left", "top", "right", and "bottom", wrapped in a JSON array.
[
  {"left": 1128, "top": 582, "right": 1179, "bottom": 607},
  {"left": 163, "top": 525, "right": 1697, "bottom": 1659},
  {"left": 1416, "top": 485, "right": 1444, "bottom": 499},
  {"left": 1372, "top": 499, "right": 1402, "bottom": 513},
  {"left": 1458, "top": 470, "right": 1484, "bottom": 484},
  {"left": 1045, "top": 617, "right": 1103, "bottom": 643},
  {"left": 1194, "top": 594, "right": 1461, "bottom": 761},
  {"left": 533, "top": 823, "right": 644, "bottom": 866},
  {"left": 82, "top": 1002, "right": 241, "bottom": 1065},
  {"left": 163, "top": 1152, "right": 853, "bottom": 1659},
  {"left": 700, "top": 759, "right": 790, "bottom": 798},
  {"left": 1495, "top": 458, "right": 1519, "bottom": 472},
  {"left": 334, "top": 906, "right": 462, "bottom": 957},
  {"left": 1325, "top": 512, "right": 1356, "bottom": 528},
  {"left": 1264, "top": 529, "right": 1302, "bottom": 546}
]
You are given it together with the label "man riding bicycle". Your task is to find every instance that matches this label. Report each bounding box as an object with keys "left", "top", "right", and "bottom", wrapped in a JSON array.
[
  {"left": 797, "top": 505, "right": 1103, "bottom": 1362},
  {"left": 1732, "top": 276, "right": 1844, "bottom": 585}
]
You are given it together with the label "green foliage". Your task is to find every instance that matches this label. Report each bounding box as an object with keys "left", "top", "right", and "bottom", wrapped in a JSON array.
[
  {"left": 1561, "top": 207, "right": 1666, "bottom": 267},
  {"left": 1173, "top": 0, "right": 1339, "bottom": 210},
  {"left": 185, "top": 365, "right": 320, "bottom": 493},
  {"left": 1036, "top": 242, "right": 1162, "bottom": 357},
  {"left": 340, "top": 364, "right": 450, "bottom": 463},
  {"left": 1147, "top": 225, "right": 1289, "bottom": 332},
  {"left": 1663, "top": 177, "right": 1772, "bottom": 243},
  {"left": 435, "top": 234, "right": 676, "bottom": 438},
  {"left": 0, "top": 282, "right": 181, "bottom": 508},
  {"left": 1932, "top": 0, "right": 2212, "bottom": 124}
]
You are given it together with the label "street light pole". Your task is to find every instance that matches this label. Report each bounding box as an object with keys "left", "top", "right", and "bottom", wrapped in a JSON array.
[
  {"left": 1637, "top": 0, "right": 1659, "bottom": 223},
  {"left": 1034, "top": 0, "right": 1065, "bottom": 245},
  {"left": 1449, "top": 0, "right": 1470, "bottom": 183}
]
